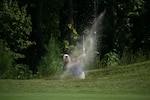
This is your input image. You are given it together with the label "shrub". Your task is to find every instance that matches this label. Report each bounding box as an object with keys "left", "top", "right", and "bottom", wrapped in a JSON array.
[
  {"left": 0, "top": 40, "right": 14, "bottom": 79},
  {"left": 38, "top": 37, "right": 63, "bottom": 77},
  {"left": 13, "top": 64, "right": 33, "bottom": 79},
  {"left": 100, "top": 52, "right": 119, "bottom": 68}
]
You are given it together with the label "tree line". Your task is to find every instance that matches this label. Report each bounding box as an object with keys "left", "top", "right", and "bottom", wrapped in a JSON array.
[{"left": 0, "top": 0, "right": 149, "bottom": 79}]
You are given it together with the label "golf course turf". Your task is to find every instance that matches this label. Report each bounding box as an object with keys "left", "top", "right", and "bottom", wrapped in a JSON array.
[{"left": 0, "top": 61, "right": 150, "bottom": 100}]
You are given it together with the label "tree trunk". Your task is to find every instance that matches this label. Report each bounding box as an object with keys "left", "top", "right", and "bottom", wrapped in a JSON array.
[
  {"left": 67, "top": 0, "right": 73, "bottom": 45},
  {"left": 8, "top": 0, "right": 12, "bottom": 6},
  {"left": 93, "top": 0, "right": 97, "bottom": 19}
]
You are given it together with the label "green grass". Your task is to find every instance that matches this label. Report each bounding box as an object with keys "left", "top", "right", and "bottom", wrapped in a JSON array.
[{"left": 0, "top": 61, "right": 150, "bottom": 100}]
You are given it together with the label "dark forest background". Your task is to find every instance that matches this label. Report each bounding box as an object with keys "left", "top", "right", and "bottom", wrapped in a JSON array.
[{"left": 0, "top": 0, "right": 150, "bottom": 79}]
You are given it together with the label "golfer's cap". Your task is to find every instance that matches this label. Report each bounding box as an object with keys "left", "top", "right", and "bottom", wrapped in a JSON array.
[{"left": 63, "top": 54, "right": 69, "bottom": 59}]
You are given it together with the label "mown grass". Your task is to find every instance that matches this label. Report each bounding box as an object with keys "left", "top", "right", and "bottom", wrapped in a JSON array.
[{"left": 0, "top": 61, "right": 150, "bottom": 100}]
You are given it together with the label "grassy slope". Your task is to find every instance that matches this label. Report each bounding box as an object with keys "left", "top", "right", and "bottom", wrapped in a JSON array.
[{"left": 0, "top": 61, "right": 150, "bottom": 100}]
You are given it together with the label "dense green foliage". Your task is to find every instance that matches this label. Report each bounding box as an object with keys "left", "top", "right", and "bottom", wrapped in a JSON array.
[
  {"left": 0, "top": 0, "right": 149, "bottom": 78},
  {"left": 0, "top": 41, "right": 13, "bottom": 78},
  {"left": 0, "top": 1, "right": 33, "bottom": 51},
  {"left": 0, "top": 0, "right": 33, "bottom": 79},
  {"left": 38, "top": 36, "right": 62, "bottom": 77}
]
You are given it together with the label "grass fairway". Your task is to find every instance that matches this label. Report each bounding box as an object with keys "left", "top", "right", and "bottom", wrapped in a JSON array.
[
  {"left": 0, "top": 61, "right": 150, "bottom": 100},
  {"left": 1, "top": 93, "right": 149, "bottom": 100}
]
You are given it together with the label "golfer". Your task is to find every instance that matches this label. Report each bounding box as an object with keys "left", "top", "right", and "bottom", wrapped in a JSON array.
[
  {"left": 63, "top": 54, "right": 70, "bottom": 71},
  {"left": 63, "top": 54, "right": 85, "bottom": 79}
]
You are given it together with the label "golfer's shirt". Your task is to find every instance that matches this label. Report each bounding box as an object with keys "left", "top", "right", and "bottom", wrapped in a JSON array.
[{"left": 70, "top": 62, "right": 83, "bottom": 77}]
